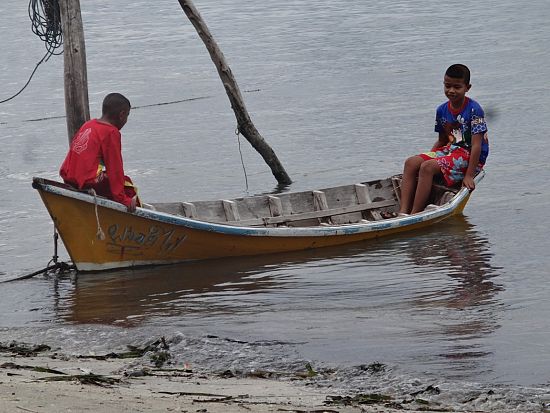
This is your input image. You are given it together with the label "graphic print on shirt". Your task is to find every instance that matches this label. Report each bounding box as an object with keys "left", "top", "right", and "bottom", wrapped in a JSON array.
[
  {"left": 72, "top": 128, "right": 92, "bottom": 154},
  {"left": 442, "top": 117, "right": 468, "bottom": 146},
  {"left": 450, "top": 114, "right": 466, "bottom": 144},
  {"left": 471, "top": 114, "right": 486, "bottom": 135}
]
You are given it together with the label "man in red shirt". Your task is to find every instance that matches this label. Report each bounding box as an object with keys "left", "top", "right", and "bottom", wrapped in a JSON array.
[{"left": 60, "top": 93, "right": 139, "bottom": 212}]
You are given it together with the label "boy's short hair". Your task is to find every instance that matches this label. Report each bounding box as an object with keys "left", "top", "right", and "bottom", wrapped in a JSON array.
[
  {"left": 445, "top": 64, "right": 470, "bottom": 85},
  {"left": 102, "top": 93, "right": 131, "bottom": 118}
]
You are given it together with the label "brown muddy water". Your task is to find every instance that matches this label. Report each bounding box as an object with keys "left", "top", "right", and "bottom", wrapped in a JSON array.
[{"left": 1, "top": 0, "right": 549, "bottom": 410}]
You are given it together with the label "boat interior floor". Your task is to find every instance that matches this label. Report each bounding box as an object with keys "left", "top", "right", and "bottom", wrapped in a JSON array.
[
  {"left": 149, "top": 176, "right": 459, "bottom": 228},
  {"left": 33, "top": 176, "right": 459, "bottom": 228}
]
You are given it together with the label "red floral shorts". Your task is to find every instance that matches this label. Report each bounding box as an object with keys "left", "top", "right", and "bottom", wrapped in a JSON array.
[{"left": 418, "top": 145, "right": 483, "bottom": 187}]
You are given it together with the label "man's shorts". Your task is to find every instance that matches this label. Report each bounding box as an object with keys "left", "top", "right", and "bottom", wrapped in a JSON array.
[{"left": 418, "top": 145, "right": 483, "bottom": 187}]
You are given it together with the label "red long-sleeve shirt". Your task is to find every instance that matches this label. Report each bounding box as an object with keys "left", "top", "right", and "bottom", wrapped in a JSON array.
[{"left": 60, "top": 119, "right": 132, "bottom": 207}]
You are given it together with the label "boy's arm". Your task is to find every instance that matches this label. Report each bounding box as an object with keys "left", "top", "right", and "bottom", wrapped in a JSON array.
[
  {"left": 432, "top": 106, "right": 449, "bottom": 150},
  {"left": 102, "top": 131, "right": 133, "bottom": 209},
  {"left": 463, "top": 133, "right": 482, "bottom": 190},
  {"left": 431, "top": 132, "right": 448, "bottom": 151}
]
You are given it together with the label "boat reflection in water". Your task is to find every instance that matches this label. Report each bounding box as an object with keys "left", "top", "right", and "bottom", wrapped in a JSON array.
[
  {"left": 410, "top": 217, "right": 501, "bottom": 310},
  {"left": 61, "top": 254, "right": 298, "bottom": 326},
  {"left": 402, "top": 215, "right": 503, "bottom": 379},
  {"left": 62, "top": 214, "right": 502, "bottom": 379}
]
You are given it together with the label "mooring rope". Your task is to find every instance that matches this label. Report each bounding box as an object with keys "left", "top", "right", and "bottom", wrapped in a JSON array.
[
  {"left": 235, "top": 126, "right": 249, "bottom": 194},
  {"left": 89, "top": 188, "right": 106, "bottom": 240},
  {"left": 0, "top": 0, "right": 63, "bottom": 104},
  {"left": 0, "top": 216, "right": 76, "bottom": 283},
  {"left": 0, "top": 262, "right": 75, "bottom": 284}
]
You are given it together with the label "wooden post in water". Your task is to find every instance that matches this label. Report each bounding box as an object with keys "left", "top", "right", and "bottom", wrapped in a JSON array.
[
  {"left": 59, "top": 0, "right": 90, "bottom": 143},
  {"left": 176, "top": 0, "right": 292, "bottom": 185}
]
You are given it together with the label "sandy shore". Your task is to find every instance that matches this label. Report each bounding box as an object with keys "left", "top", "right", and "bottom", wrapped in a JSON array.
[{"left": 0, "top": 343, "right": 486, "bottom": 413}]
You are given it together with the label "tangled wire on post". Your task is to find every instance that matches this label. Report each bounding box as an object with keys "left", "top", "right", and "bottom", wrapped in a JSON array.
[
  {"left": 0, "top": 0, "right": 63, "bottom": 104},
  {"left": 30, "top": 0, "right": 63, "bottom": 55}
]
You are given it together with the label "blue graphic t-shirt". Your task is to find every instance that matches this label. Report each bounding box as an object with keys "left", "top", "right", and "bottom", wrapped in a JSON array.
[{"left": 434, "top": 97, "right": 489, "bottom": 164}]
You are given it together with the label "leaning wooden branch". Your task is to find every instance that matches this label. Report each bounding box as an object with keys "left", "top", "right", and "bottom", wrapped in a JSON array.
[{"left": 177, "top": 0, "right": 292, "bottom": 185}]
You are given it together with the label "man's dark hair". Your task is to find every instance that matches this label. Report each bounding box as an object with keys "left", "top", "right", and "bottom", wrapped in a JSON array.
[
  {"left": 445, "top": 64, "right": 470, "bottom": 84},
  {"left": 102, "top": 93, "right": 131, "bottom": 118}
]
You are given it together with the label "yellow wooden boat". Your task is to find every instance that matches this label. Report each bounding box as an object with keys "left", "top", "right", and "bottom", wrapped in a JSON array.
[{"left": 32, "top": 171, "right": 484, "bottom": 272}]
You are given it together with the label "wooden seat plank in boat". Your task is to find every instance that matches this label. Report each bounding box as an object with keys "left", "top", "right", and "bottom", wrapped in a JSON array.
[
  {"left": 222, "top": 200, "right": 240, "bottom": 221},
  {"left": 152, "top": 180, "right": 399, "bottom": 227},
  {"left": 224, "top": 198, "right": 396, "bottom": 227},
  {"left": 268, "top": 195, "right": 283, "bottom": 217},
  {"left": 152, "top": 197, "right": 396, "bottom": 227}
]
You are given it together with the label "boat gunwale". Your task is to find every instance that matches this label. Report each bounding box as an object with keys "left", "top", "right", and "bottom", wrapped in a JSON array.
[{"left": 32, "top": 171, "right": 484, "bottom": 238}]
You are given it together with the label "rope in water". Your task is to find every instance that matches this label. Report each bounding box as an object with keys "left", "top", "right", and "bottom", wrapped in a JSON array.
[
  {"left": 0, "top": 0, "right": 63, "bottom": 104},
  {"left": 0, "top": 262, "right": 75, "bottom": 284},
  {"left": 0, "top": 226, "right": 76, "bottom": 283}
]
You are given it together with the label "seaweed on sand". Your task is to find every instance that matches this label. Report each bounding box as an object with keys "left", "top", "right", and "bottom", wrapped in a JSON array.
[
  {"left": 0, "top": 341, "right": 51, "bottom": 357},
  {"left": 0, "top": 361, "right": 65, "bottom": 375},
  {"left": 77, "top": 336, "right": 172, "bottom": 367},
  {"left": 325, "top": 393, "right": 393, "bottom": 406},
  {"left": 42, "top": 373, "right": 120, "bottom": 387}
]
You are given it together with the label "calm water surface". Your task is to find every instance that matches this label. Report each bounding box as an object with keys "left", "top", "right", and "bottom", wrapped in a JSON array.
[{"left": 1, "top": 0, "right": 549, "bottom": 410}]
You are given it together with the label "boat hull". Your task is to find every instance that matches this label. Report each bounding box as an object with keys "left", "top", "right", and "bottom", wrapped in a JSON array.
[{"left": 33, "top": 173, "right": 481, "bottom": 272}]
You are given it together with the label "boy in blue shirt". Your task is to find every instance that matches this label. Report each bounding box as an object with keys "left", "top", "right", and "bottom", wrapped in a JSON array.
[{"left": 398, "top": 64, "right": 489, "bottom": 215}]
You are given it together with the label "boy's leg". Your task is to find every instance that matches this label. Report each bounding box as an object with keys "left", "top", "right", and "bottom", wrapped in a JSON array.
[
  {"left": 411, "top": 159, "right": 441, "bottom": 214},
  {"left": 399, "top": 155, "right": 424, "bottom": 214}
]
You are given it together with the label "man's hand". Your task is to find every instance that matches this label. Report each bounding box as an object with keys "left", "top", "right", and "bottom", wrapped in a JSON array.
[
  {"left": 127, "top": 196, "right": 138, "bottom": 213},
  {"left": 96, "top": 171, "right": 106, "bottom": 183},
  {"left": 462, "top": 175, "right": 475, "bottom": 191}
]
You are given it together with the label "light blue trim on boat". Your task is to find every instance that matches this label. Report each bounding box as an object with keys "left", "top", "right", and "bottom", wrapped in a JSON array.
[{"left": 36, "top": 171, "right": 484, "bottom": 238}]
